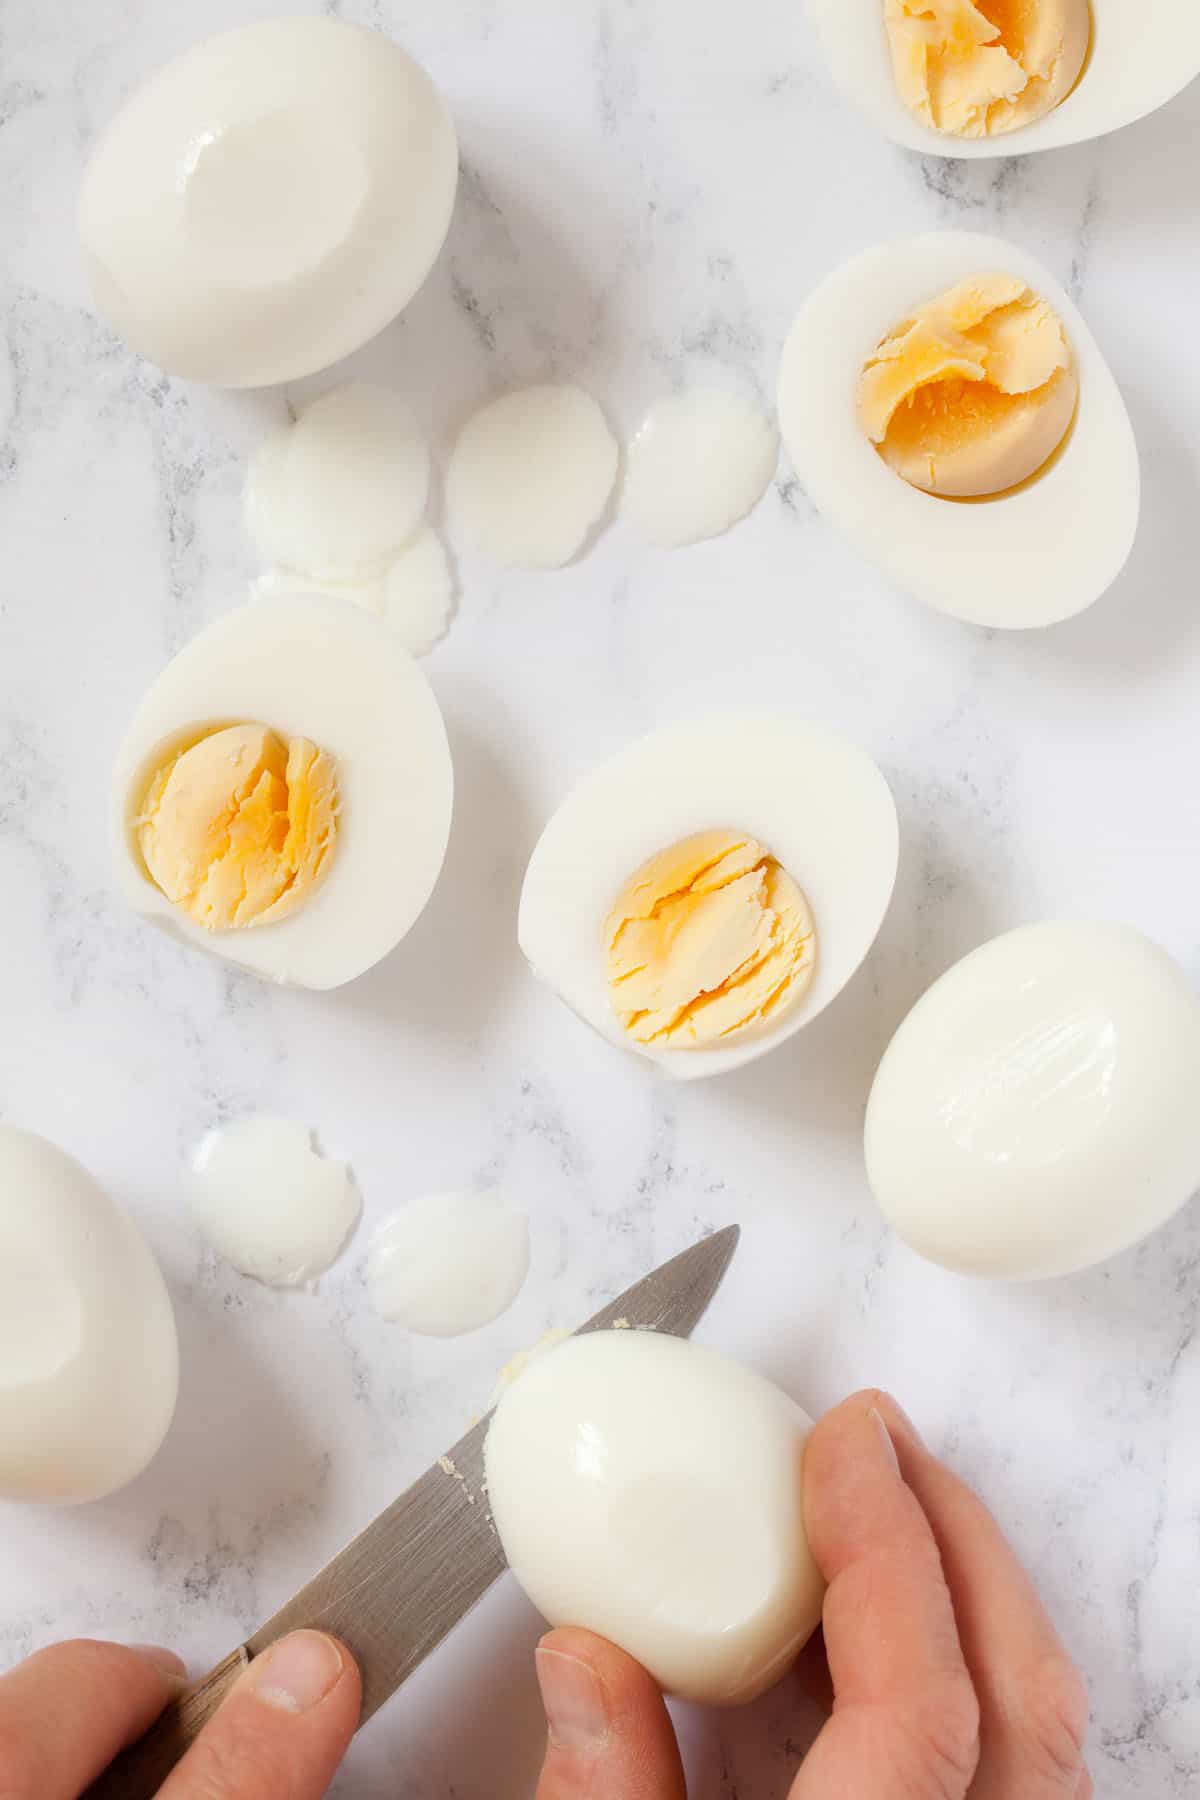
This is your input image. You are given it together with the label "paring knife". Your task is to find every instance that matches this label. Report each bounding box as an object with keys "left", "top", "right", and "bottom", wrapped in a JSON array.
[{"left": 87, "top": 1225, "right": 740, "bottom": 1799}]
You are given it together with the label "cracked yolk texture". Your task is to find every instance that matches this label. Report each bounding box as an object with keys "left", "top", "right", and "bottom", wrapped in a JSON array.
[
  {"left": 857, "top": 272, "right": 1078, "bottom": 498},
  {"left": 137, "top": 722, "right": 338, "bottom": 931},
  {"left": 885, "top": 0, "right": 1091, "bottom": 138},
  {"left": 605, "top": 830, "right": 817, "bottom": 1050}
]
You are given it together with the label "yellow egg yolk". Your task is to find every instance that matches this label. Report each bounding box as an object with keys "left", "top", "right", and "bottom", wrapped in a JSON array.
[
  {"left": 884, "top": 0, "right": 1091, "bottom": 138},
  {"left": 857, "top": 272, "right": 1077, "bottom": 498},
  {"left": 605, "top": 830, "right": 817, "bottom": 1050},
  {"left": 136, "top": 723, "right": 339, "bottom": 931}
]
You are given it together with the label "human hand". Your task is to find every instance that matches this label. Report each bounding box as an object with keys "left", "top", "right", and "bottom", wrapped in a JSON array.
[
  {"left": 0, "top": 1629, "right": 360, "bottom": 1799},
  {"left": 531, "top": 1391, "right": 1092, "bottom": 1799}
]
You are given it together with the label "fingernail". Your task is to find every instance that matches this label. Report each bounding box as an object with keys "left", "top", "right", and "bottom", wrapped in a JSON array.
[
  {"left": 868, "top": 1406, "right": 902, "bottom": 1476},
  {"left": 250, "top": 1631, "right": 345, "bottom": 1714},
  {"left": 884, "top": 1395, "right": 925, "bottom": 1446},
  {"left": 536, "top": 1647, "right": 610, "bottom": 1752},
  {"left": 130, "top": 1643, "right": 188, "bottom": 1682}
]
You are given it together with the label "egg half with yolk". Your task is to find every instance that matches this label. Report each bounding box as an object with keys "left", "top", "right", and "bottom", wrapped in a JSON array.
[
  {"left": 778, "top": 231, "right": 1139, "bottom": 629},
  {"left": 807, "top": 0, "right": 1200, "bottom": 156},
  {"left": 518, "top": 717, "right": 898, "bottom": 1080},
  {"left": 113, "top": 595, "right": 453, "bottom": 989}
]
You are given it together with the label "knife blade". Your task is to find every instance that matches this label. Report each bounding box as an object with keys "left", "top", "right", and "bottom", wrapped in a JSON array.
[{"left": 87, "top": 1224, "right": 740, "bottom": 1798}]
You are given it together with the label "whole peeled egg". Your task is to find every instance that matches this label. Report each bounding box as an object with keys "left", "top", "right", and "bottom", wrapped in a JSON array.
[
  {"left": 112, "top": 594, "right": 453, "bottom": 990},
  {"left": 79, "top": 18, "right": 458, "bottom": 387},
  {"left": 808, "top": 1, "right": 1200, "bottom": 157},
  {"left": 779, "top": 231, "right": 1139, "bottom": 629},
  {"left": 864, "top": 922, "right": 1200, "bottom": 1279},
  {"left": 518, "top": 716, "right": 898, "bottom": 1080},
  {"left": 485, "top": 1330, "right": 825, "bottom": 1705},
  {"left": 0, "top": 1129, "right": 178, "bottom": 1504}
]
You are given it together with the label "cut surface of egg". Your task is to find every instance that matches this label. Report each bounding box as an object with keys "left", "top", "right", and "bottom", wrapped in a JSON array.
[
  {"left": 190, "top": 1117, "right": 361, "bottom": 1287},
  {"left": 447, "top": 385, "right": 618, "bottom": 569},
  {"left": 113, "top": 595, "right": 453, "bottom": 989},
  {"left": 808, "top": 0, "right": 1200, "bottom": 156},
  {"left": 518, "top": 717, "right": 898, "bottom": 1080},
  {"left": 621, "top": 390, "right": 780, "bottom": 547},
  {"left": 485, "top": 1331, "right": 825, "bottom": 1705},
  {"left": 367, "top": 1193, "right": 530, "bottom": 1336},
  {"left": 79, "top": 19, "right": 458, "bottom": 386},
  {"left": 0, "top": 1128, "right": 178, "bottom": 1504},
  {"left": 864, "top": 922, "right": 1200, "bottom": 1279},
  {"left": 779, "top": 232, "right": 1139, "bottom": 629},
  {"left": 245, "top": 383, "right": 430, "bottom": 583}
]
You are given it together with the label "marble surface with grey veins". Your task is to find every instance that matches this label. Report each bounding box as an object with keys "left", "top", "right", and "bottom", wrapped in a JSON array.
[{"left": 2, "top": 3, "right": 1200, "bottom": 1796}]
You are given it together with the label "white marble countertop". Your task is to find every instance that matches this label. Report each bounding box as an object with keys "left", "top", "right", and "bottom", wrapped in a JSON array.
[{"left": 2, "top": 3, "right": 1199, "bottom": 1795}]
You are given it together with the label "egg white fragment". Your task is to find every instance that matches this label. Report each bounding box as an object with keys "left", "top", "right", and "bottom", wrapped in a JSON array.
[
  {"left": 245, "top": 383, "right": 430, "bottom": 583},
  {"left": 0, "top": 1128, "right": 178, "bottom": 1504},
  {"left": 448, "top": 385, "right": 619, "bottom": 569},
  {"left": 252, "top": 526, "right": 455, "bottom": 657},
  {"left": 518, "top": 716, "right": 898, "bottom": 1080},
  {"left": 622, "top": 390, "right": 780, "bottom": 548},
  {"left": 367, "top": 1193, "right": 530, "bottom": 1337},
  {"left": 190, "top": 1117, "right": 361, "bottom": 1287},
  {"left": 113, "top": 595, "right": 453, "bottom": 990},
  {"left": 779, "top": 232, "right": 1139, "bottom": 629},
  {"left": 485, "top": 1331, "right": 825, "bottom": 1705},
  {"left": 865, "top": 922, "right": 1200, "bottom": 1279},
  {"left": 808, "top": 0, "right": 1200, "bottom": 156},
  {"left": 80, "top": 18, "right": 458, "bottom": 386}
]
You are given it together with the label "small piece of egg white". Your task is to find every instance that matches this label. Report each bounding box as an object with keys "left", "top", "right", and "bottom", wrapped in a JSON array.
[
  {"left": 254, "top": 526, "right": 456, "bottom": 658},
  {"left": 778, "top": 231, "right": 1139, "bottom": 629},
  {"left": 368, "top": 1193, "right": 531, "bottom": 1337},
  {"left": 190, "top": 1116, "right": 361, "bottom": 1287},
  {"left": 621, "top": 390, "right": 780, "bottom": 548},
  {"left": 807, "top": 0, "right": 1200, "bottom": 157}
]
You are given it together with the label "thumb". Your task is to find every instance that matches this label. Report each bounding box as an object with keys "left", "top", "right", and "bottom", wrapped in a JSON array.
[{"left": 534, "top": 1628, "right": 686, "bottom": 1800}]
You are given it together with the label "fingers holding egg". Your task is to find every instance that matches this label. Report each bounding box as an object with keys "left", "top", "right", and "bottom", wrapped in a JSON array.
[
  {"left": 779, "top": 231, "right": 1139, "bottom": 628},
  {"left": 518, "top": 717, "right": 898, "bottom": 1080},
  {"left": 113, "top": 595, "right": 453, "bottom": 990}
]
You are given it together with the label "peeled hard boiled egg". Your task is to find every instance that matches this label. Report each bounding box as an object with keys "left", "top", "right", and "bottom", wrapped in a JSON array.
[
  {"left": 864, "top": 922, "right": 1200, "bottom": 1279},
  {"left": 808, "top": 1, "right": 1200, "bottom": 156},
  {"left": 79, "top": 18, "right": 458, "bottom": 387},
  {"left": 113, "top": 595, "right": 453, "bottom": 990},
  {"left": 485, "top": 1330, "right": 824, "bottom": 1705},
  {"left": 518, "top": 717, "right": 898, "bottom": 1080},
  {"left": 0, "top": 1128, "right": 178, "bottom": 1504},
  {"left": 779, "top": 232, "right": 1139, "bottom": 629}
]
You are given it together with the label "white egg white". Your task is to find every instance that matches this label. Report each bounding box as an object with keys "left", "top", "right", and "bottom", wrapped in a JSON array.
[
  {"left": 0, "top": 1128, "right": 178, "bottom": 1505},
  {"left": 113, "top": 594, "right": 453, "bottom": 991},
  {"left": 190, "top": 1116, "right": 361, "bottom": 1287},
  {"left": 778, "top": 231, "right": 1139, "bottom": 630},
  {"left": 367, "top": 1193, "right": 531, "bottom": 1337},
  {"left": 485, "top": 1331, "right": 825, "bottom": 1705},
  {"left": 517, "top": 716, "right": 899, "bottom": 1081},
  {"left": 808, "top": 0, "right": 1200, "bottom": 157},
  {"left": 621, "top": 389, "right": 780, "bottom": 549},
  {"left": 80, "top": 18, "right": 458, "bottom": 387},
  {"left": 865, "top": 921, "right": 1200, "bottom": 1279}
]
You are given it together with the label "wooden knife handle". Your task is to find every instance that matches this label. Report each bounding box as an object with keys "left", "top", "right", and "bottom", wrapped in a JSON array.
[{"left": 83, "top": 1646, "right": 251, "bottom": 1799}]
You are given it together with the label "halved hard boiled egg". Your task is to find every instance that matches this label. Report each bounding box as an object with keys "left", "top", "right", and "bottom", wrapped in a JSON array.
[
  {"left": 113, "top": 595, "right": 453, "bottom": 989},
  {"left": 80, "top": 19, "right": 458, "bottom": 387},
  {"left": 864, "top": 922, "right": 1200, "bottom": 1278},
  {"left": 518, "top": 717, "right": 898, "bottom": 1080},
  {"left": 779, "top": 232, "right": 1139, "bottom": 629},
  {"left": 808, "top": 1, "right": 1200, "bottom": 156},
  {"left": 0, "top": 1128, "right": 178, "bottom": 1504}
]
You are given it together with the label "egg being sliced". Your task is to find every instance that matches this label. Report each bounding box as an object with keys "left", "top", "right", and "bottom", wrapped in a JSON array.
[
  {"left": 113, "top": 595, "right": 453, "bottom": 990},
  {"left": 779, "top": 233, "right": 1139, "bottom": 629},
  {"left": 864, "top": 922, "right": 1200, "bottom": 1279},
  {"left": 518, "top": 717, "right": 898, "bottom": 1081},
  {"left": 79, "top": 19, "right": 457, "bottom": 387},
  {"left": 808, "top": 1, "right": 1200, "bottom": 156},
  {"left": 0, "top": 1128, "right": 178, "bottom": 1505}
]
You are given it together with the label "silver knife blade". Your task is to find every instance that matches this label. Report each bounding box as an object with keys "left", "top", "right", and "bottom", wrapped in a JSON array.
[
  {"left": 248, "top": 1222, "right": 741, "bottom": 1720},
  {"left": 86, "top": 1226, "right": 739, "bottom": 1799}
]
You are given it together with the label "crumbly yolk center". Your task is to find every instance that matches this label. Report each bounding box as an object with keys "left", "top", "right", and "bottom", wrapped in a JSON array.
[
  {"left": 136, "top": 722, "right": 339, "bottom": 932},
  {"left": 884, "top": 0, "right": 1091, "bottom": 139},
  {"left": 857, "top": 272, "right": 1077, "bottom": 498},
  {"left": 605, "top": 830, "right": 817, "bottom": 1050}
]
